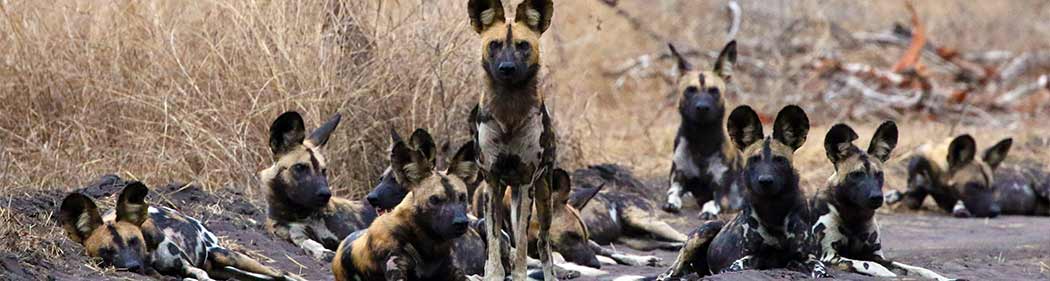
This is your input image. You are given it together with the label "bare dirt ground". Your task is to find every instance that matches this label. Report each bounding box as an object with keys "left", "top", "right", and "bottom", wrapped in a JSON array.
[{"left": 4, "top": 174, "right": 1048, "bottom": 281}]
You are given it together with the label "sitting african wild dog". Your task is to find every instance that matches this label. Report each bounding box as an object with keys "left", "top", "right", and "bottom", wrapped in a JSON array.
[
  {"left": 467, "top": 0, "right": 559, "bottom": 279},
  {"left": 658, "top": 105, "right": 828, "bottom": 280},
  {"left": 812, "top": 122, "right": 956, "bottom": 281},
  {"left": 59, "top": 182, "right": 302, "bottom": 281},
  {"left": 367, "top": 130, "right": 489, "bottom": 276},
  {"left": 261, "top": 111, "right": 376, "bottom": 261},
  {"left": 571, "top": 165, "right": 688, "bottom": 251},
  {"left": 663, "top": 41, "right": 746, "bottom": 220},
  {"left": 331, "top": 130, "right": 478, "bottom": 281},
  {"left": 884, "top": 134, "right": 1013, "bottom": 218}
]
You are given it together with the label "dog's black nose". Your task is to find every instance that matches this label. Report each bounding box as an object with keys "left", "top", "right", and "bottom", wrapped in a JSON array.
[
  {"left": 757, "top": 175, "right": 774, "bottom": 187},
  {"left": 497, "top": 62, "right": 516, "bottom": 75},
  {"left": 366, "top": 193, "right": 379, "bottom": 207},
  {"left": 452, "top": 217, "right": 470, "bottom": 229},
  {"left": 316, "top": 190, "right": 332, "bottom": 202},
  {"left": 867, "top": 195, "right": 884, "bottom": 208},
  {"left": 695, "top": 104, "right": 711, "bottom": 113}
]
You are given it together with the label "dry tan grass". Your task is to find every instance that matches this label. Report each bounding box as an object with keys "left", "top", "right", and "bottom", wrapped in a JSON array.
[{"left": 1, "top": 0, "right": 1049, "bottom": 277}]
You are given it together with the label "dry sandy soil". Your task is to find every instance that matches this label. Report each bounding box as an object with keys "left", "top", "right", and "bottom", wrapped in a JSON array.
[{"left": 2, "top": 0, "right": 1050, "bottom": 280}]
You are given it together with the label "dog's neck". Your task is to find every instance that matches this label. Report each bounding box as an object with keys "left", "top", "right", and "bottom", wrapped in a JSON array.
[
  {"left": 678, "top": 119, "right": 728, "bottom": 155},
  {"left": 481, "top": 74, "right": 542, "bottom": 126},
  {"left": 750, "top": 186, "right": 804, "bottom": 231},
  {"left": 265, "top": 181, "right": 319, "bottom": 222},
  {"left": 825, "top": 185, "right": 877, "bottom": 227},
  {"left": 384, "top": 208, "right": 453, "bottom": 261}
]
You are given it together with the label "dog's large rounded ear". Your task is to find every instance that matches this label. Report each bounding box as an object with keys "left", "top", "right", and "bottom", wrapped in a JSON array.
[
  {"left": 390, "top": 138, "right": 432, "bottom": 187},
  {"left": 667, "top": 43, "right": 692, "bottom": 72},
  {"left": 447, "top": 141, "right": 479, "bottom": 182},
  {"left": 569, "top": 183, "right": 603, "bottom": 211},
  {"left": 867, "top": 121, "right": 899, "bottom": 162},
  {"left": 307, "top": 113, "right": 342, "bottom": 148},
  {"left": 515, "top": 0, "right": 554, "bottom": 34},
  {"left": 727, "top": 105, "right": 764, "bottom": 150},
  {"left": 713, "top": 40, "right": 737, "bottom": 81},
  {"left": 410, "top": 129, "right": 438, "bottom": 165},
  {"left": 269, "top": 111, "right": 306, "bottom": 157},
  {"left": 550, "top": 169, "right": 572, "bottom": 206},
  {"left": 824, "top": 124, "right": 859, "bottom": 165},
  {"left": 947, "top": 134, "right": 977, "bottom": 171},
  {"left": 468, "top": 0, "right": 506, "bottom": 34},
  {"left": 116, "top": 182, "right": 150, "bottom": 226},
  {"left": 982, "top": 138, "right": 1012, "bottom": 171},
  {"left": 59, "top": 193, "right": 102, "bottom": 244},
  {"left": 773, "top": 105, "right": 810, "bottom": 151}
]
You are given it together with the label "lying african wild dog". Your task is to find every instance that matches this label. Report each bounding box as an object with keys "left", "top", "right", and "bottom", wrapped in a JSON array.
[
  {"left": 812, "top": 122, "right": 956, "bottom": 281},
  {"left": 261, "top": 111, "right": 376, "bottom": 261},
  {"left": 990, "top": 161, "right": 1050, "bottom": 216},
  {"left": 885, "top": 134, "right": 1013, "bottom": 218},
  {"left": 658, "top": 105, "right": 828, "bottom": 280},
  {"left": 663, "top": 41, "right": 746, "bottom": 220},
  {"left": 474, "top": 168, "right": 665, "bottom": 270},
  {"left": 367, "top": 130, "right": 489, "bottom": 276},
  {"left": 59, "top": 182, "right": 302, "bottom": 281},
  {"left": 467, "top": 0, "right": 559, "bottom": 279},
  {"left": 571, "top": 165, "right": 688, "bottom": 251},
  {"left": 332, "top": 130, "right": 478, "bottom": 281}
]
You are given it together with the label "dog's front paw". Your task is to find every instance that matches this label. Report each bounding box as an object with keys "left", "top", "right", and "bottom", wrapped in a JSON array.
[
  {"left": 698, "top": 211, "right": 718, "bottom": 221},
  {"left": 662, "top": 202, "right": 682, "bottom": 213},
  {"left": 884, "top": 191, "right": 902, "bottom": 204},
  {"left": 952, "top": 203, "right": 972, "bottom": 218},
  {"left": 316, "top": 249, "right": 336, "bottom": 262}
]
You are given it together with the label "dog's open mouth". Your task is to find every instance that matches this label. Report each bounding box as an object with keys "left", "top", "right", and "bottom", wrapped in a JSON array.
[{"left": 376, "top": 208, "right": 390, "bottom": 216}]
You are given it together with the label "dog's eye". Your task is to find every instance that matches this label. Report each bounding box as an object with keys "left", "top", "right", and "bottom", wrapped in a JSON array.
[
  {"left": 708, "top": 87, "right": 721, "bottom": 98},
  {"left": 489, "top": 41, "right": 502, "bottom": 52},
  {"left": 292, "top": 164, "right": 308, "bottom": 173},
  {"left": 773, "top": 156, "right": 789, "bottom": 164},
  {"left": 848, "top": 171, "right": 865, "bottom": 180},
  {"left": 428, "top": 195, "right": 442, "bottom": 205},
  {"left": 321, "top": 168, "right": 328, "bottom": 176},
  {"left": 516, "top": 41, "right": 530, "bottom": 50},
  {"left": 684, "top": 86, "right": 698, "bottom": 97},
  {"left": 459, "top": 193, "right": 468, "bottom": 202}
]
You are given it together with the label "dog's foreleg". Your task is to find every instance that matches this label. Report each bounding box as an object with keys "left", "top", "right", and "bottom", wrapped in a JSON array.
[
  {"left": 827, "top": 255, "right": 895, "bottom": 277},
  {"left": 482, "top": 178, "right": 506, "bottom": 281},
  {"left": 886, "top": 260, "right": 956, "bottom": 281},
  {"left": 663, "top": 169, "right": 686, "bottom": 212},
  {"left": 588, "top": 241, "right": 662, "bottom": 267},
  {"left": 287, "top": 224, "right": 335, "bottom": 262},
  {"left": 621, "top": 207, "right": 688, "bottom": 242},
  {"left": 698, "top": 200, "right": 721, "bottom": 220},
  {"left": 384, "top": 254, "right": 412, "bottom": 281},
  {"left": 206, "top": 247, "right": 302, "bottom": 281},
  {"left": 512, "top": 183, "right": 534, "bottom": 281}
]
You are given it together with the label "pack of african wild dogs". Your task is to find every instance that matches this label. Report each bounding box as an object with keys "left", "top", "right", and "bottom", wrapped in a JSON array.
[{"left": 54, "top": 0, "right": 1049, "bottom": 280}]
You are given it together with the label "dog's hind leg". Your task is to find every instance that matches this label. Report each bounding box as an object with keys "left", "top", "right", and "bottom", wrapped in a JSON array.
[
  {"left": 621, "top": 207, "right": 688, "bottom": 243},
  {"left": 615, "top": 237, "right": 683, "bottom": 251},
  {"left": 657, "top": 220, "right": 723, "bottom": 280},
  {"left": 588, "top": 241, "right": 662, "bottom": 267},
  {"left": 510, "top": 183, "right": 533, "bottom": 281},
  {"left": 871, "top": 256, "right": 956, "bottom": 281},
  {"left": 205, "top": 247, "right": 302, "bottom": 281},
  {"left": 533, "top": 168, "right": 558, "bottom": 281}
]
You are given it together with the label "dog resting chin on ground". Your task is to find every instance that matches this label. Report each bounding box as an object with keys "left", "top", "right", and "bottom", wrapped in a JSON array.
[
  {"left": 812, "top": 122, "right": 957, "bottom": 281},
  {"left": 658, "top": 105, "right": 828, "bottom": 280},
  {"left": 332, "top": 130, "right": 477, "bottom": 281},
  {"left": 59, "top": 181, "right": 303, "bottom": 281}
]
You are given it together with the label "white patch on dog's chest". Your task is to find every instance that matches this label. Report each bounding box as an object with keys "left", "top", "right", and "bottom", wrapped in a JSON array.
[
  {"left": 477, "top": 107, "right": 545, "bottom": 170},
  {"left": 705, "top": 155, "right": 729, "bottom": 185},
  {"left": 814, "top": 205, "right": 845, "bottom": 260},
  {"left": 672, "top": 138, "right": 700, "bottom": 178}
]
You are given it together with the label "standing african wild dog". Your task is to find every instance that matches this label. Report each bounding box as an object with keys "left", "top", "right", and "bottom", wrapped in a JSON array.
[
  {"left": 59, "top": 182, "right": 303, "bottom": 281},
  {"left": 571, "top": 165, "right": 688, "bottom": 251},
  {"left": 261, "top": 111, "right": 376, "bottom": 261},
  {"left": 466, "top": 0, "right": 559, "bottom": 279},
  {"left": 663, "top": 42, "right": 746, "bottom": 220},
  {"left": 658, "top": 105, "right": 828, "bottom": 280},
  {"left": 885, "top": 134, "right": 1012, "bottom": 218},
  {"left": 332, "top": 130, "right": 478, "bottom": 281},
  {"left": 812, "top": 122, "right": 956, "bottom": 281}
]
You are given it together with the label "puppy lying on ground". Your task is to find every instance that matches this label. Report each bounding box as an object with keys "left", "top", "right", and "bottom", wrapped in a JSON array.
[
  {"left": 332, "top": 131, "right": 477, "bottom": 281},
  {"left": 885, "top": 134, "right": 1012, "bottom": 218},
  {"left": 571, "top": 164, "right": 688, "bottom": 251},
  {"left": 60, "top": 181, "right": 302, "bottom": 281},
  {"left": 658, "top": 105, "right": 828, "bottom": 280},
  {"left": 812, "top": 122, "right": 956, "bottom": 281}
]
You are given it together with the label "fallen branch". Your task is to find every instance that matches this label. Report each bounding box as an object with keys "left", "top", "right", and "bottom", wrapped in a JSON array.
[
  {"left": 996, "top": 74, "right": 1049, "bottom": 107},
  {"left": 999, "top": 52, "right": 1050, "bottom": 84},
  {"left": 891, "top": 0, "right": 926, "bottom": 73}
]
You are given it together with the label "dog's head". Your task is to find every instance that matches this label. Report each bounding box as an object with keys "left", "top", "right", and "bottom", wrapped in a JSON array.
[
  {"left": 668, "top": 41, "right": 736, "bottom": 126},
  {"left": 367, "top": 129, "right": 438, "bottom": 215},
  {"left": 468, "top": 0, "right": 552, "bottom": 86},
  {"left": 931, "top": 135, "right": 1012, "bottom": 217},
  {"left": 389, "top": 129, "right": 477, "bottom": 240},
  {"left": 546, "top": 169, "right": 601, "bottom": 269},
  {"left": 728, "top": 105, "right": 809, "bottom": 199},
  {"left": 824, "top": 122, "right": 898, "bottom": 210},
  {"left": 260, "top": 111, "right": 341, "bottom": 210},
  {"left": 59, "top": 183, "right": 151, "bottom": 273}
]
